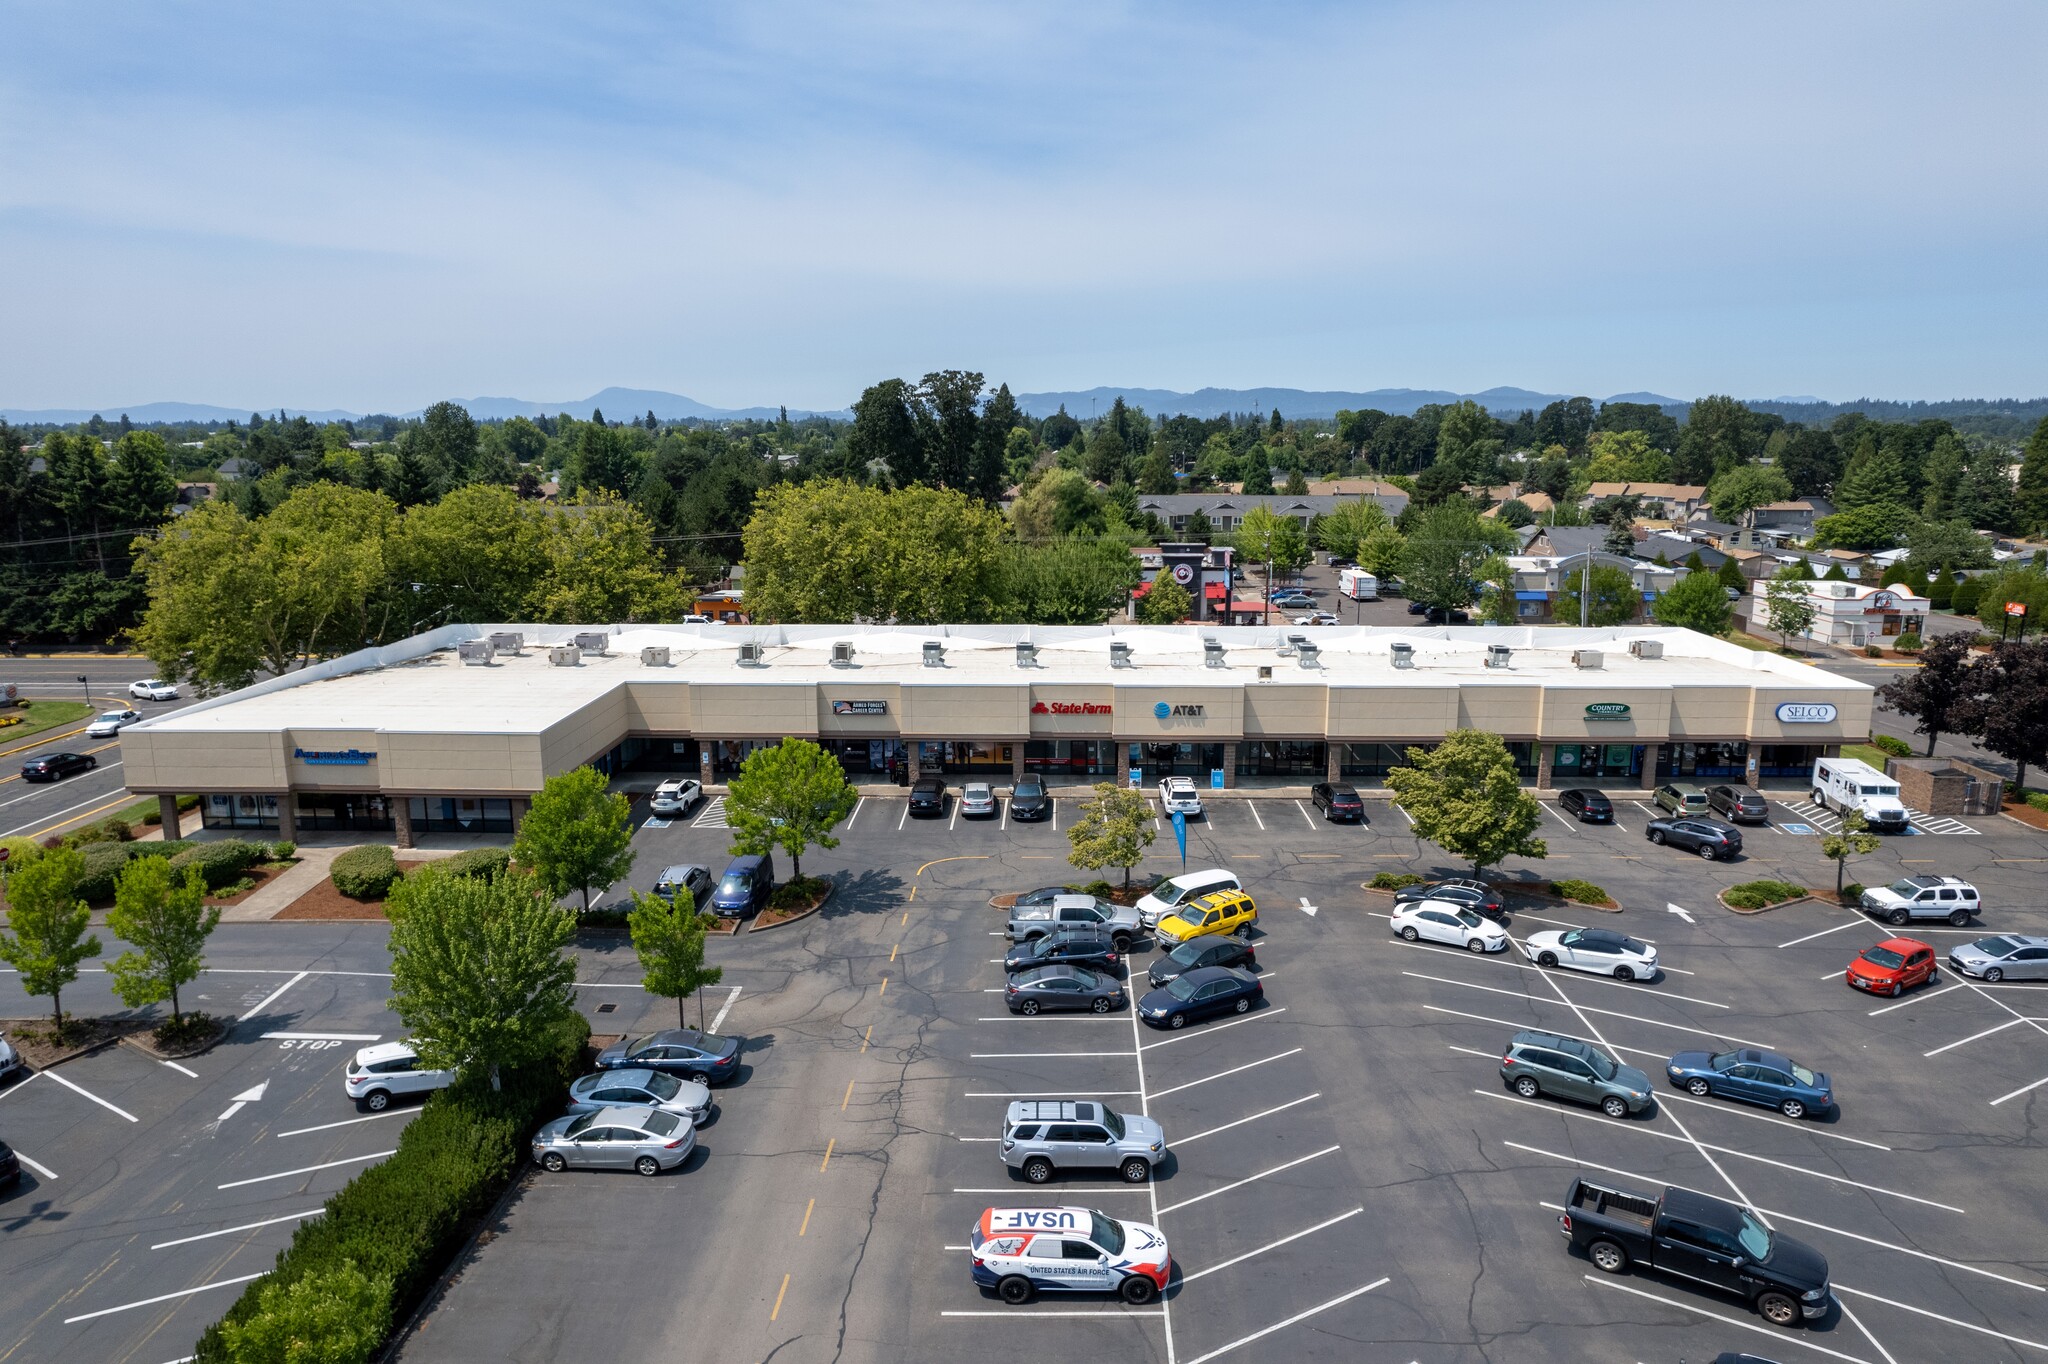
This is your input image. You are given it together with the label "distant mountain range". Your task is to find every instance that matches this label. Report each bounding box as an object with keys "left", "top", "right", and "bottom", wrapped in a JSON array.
[
  {"left": 1009, "top": 385, "right": 1687, "bottom": 420},
  {"left": 0, "top": 387, "right": 845, "bottom": 426}
]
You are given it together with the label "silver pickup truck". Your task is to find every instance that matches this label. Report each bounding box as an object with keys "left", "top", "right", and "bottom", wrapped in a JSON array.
[{"left": 1006, "top": 894, "right": 1142, "bottom": 949}]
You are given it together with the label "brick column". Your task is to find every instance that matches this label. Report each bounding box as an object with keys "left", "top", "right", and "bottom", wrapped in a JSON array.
[
  {"left": 157, "top": 793, "right": 181, "bottom": 836},
  {"left": 699, "top": 742, "right": 716, "bottom": 789},
  {"left": 1536, "top": 744, "right": 1555, "bottom": 790},
  {"left": 394, "top": 799, "right": 416, "bottom": 850},
  {"left": 1639, "top": 745, "right": 1660, "bottom": 789},
  {"left": 1326, "top": 745, "right": 1342, "bottom": 784},
  {"left": 1221, "top": 743, "right": 1238, "bottom": 789},
  {"left": 275, "top": 794, "right": 296, "bottom": 843},
  {"left": 1011, "top": 746, "right": 1025, "bottom": 783},
  {"left": 511, "top": 797, "right": 531, "bottom": 833},
  {"left": 907, "top": 746, "right": 921, "bottom": 782}
]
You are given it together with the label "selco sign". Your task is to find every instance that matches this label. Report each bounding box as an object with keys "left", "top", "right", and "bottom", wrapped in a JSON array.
[
  {"left": 830, "top": 700, "right": 888, "bottom": 716},
  {"left": 1775, "top": 702, "right": 1839, "bottom": 724},
  {"left": 1154, "top": 702, "right": 1205, "bottom": 719},
  {"left": 1032, "top": 701, "right": 1111, "bottom": 715},
  {"left": 1583, "top": 703, "right": 1632, "bottom": 719},
  {"left": 294, "top": 747, "right": 376, "bottom": 765}
]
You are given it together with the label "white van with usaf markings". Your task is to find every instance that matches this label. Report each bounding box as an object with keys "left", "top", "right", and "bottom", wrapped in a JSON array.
[{"left": 968, "top": 1206, "right": 1172, "bottom": 1304}]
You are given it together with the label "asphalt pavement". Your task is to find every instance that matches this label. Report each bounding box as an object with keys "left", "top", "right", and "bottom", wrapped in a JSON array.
[{"left": 1, "top": 656, "right": 202, "bottom": 843}]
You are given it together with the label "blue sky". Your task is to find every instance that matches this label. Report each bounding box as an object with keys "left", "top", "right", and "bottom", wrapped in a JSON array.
[{"left": 3, "top": 1, "right": 2044, "bottom": 412}]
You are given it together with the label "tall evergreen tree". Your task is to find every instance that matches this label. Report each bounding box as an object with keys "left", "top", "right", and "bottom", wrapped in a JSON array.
[
  {"left": 848, "top": 378, "right": 923, "bottom": 486},
  {"left": 2018, "top": 415, "right": 2048, "bottom": 535}
]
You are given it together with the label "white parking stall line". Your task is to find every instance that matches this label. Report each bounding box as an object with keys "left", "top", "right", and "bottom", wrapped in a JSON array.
[
  {"left": 1293, "top": 800, "right": 1317, "bottom": 829},
  {"left": 44, "top": 1069, "right": 138, "bottom": 1122},
  {"left": 956, "top": 1136, "right": 1002, "bottom": 1142},
  {"left": 1866, "top": 984, "right": 1957, "bottom": 1014},
  {"left": 693, "top": 796, "right": 731, "bottom": 830},
  {"left": 151, "top": 1210, "right": 324, "bottom": 1250},
  {"left": 950, "top": 798, "right": 960, "bottom": 831},
  {"left": 963, "top": 1091, "right": 1143, "bottom": 1098},
  {"left": 897, "top": 800, "right": 909, "bottom": 832},
  {"left": 1393, "top": 800, "right": 1413, "bottom": 826},
  {"left": 1175, "top": 1094, "right": 1321, "bottom": 1146},
  {"left": 63, "top": 1272, "right": 270, "bottom": 1324},
  {"left": 1903, "top": 807, "right": 1978, "bottom": 836},
  {"left": 1990, "top": 1072, "right": 2048, "bottom": 1107},
  {"left": 1178, "top": 1279, "right": 1389, "bottom": 1364},
  {"left": 1834, "top": 1282, "right": 2048, "bottom": 1354},
  {"left": 1483, "top": 1093, "right": 1963, "bottom": 1212},
  {"left": 1155, "top": 1144, "right": 1341, "bottom": 1216},
  {"left": 237, "top": 969, "right": 309, "bottom": 1022},
  {"left": 941, "top": 1308, "right": 1164, "bottom": 1318},
  {"left": 1630, "top": 800, "right": 1660, "bottom": 819},
  {"left": 1148, "top": 1049, "right": 1304, "bottom": 1100},
  {"left": 1425, "top": 1004, "right": 1711, "bottom": 1060},
  {"left": 1654, "top": 1089, "right": 1892, "bottom": 1150},
  {"left": 1403, "top": 971, "right": 1776, "bottom": 1048},
  {"left": 1050, "top": 798, "right": 1058, "bottom": 831},
  {"left": 1246, "top": 801, "right": 1266, "bottom": 831},
  {"left": 709, "top": 985, "right": 743, "bottom": 1033},
  {"left": 967, "top": 1051, "right": 1138, "bottom": 1060},
  {"left": 1925, "top": 1017, "right": 2029, "bottom": 1057},
  {"left": 1837, "top": 1296, "right": 1903, "bottom": 1364},
  {"left": 260, "top": 1031, "right": 381, "bottom": 1042},
  {"left": 1001, "top": 799, "right": 1009, "bottom": 831},
  {"left": 1540, "top": 801, "right": 1576, "bottom": 830},
  {"left": 1178, "top": 1208, "right": 1364, "bottom": 1284},
  {"left": 218, "top": 1150, "right": 397, "bottom": 1189},
  {"left": 1139, "top": 1008, "right": 1287, "bottom": 1050},
  {"left": 13, "top": 1149, "right": 57, "bottom": 1180},
  {"left": 1580, "top": 1276, "right": 1876, "bottom": 1364},
  {"left": 1779, "top": 920, "right": 1864, "bottom": 948},
  {"left": 276, "top": 1110, "right": 407, "bottom": 1138},
  {"left": 159, "top": 1060, "right": 199, "bottom": 1077},
  {"left": 846, "top": 796, "right": 864, "bottom": 829},
  {"left": 950, "top": 1187, "right": 1148, "bottom": 1196}
]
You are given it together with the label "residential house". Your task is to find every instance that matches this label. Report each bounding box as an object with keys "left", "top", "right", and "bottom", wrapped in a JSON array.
[
  {"left": 215, "top": 456, "right": 251, "bottom": 480},
  {"left": 1580, "top": 481, "right": 1707, "bottom": 519},
  {"left": 1750, "top": 496, "right": 1834, "bottom": 539},
  {"left": 1636, "top": 533, "right": 1731, "bottom": 570},
  {"left": 1482, "top": 489, "right": 1556, "bottom": 520},
  {"left": 1749, "top": 578, "right": 1927, "bottom": 648},
  {"left": 1135, "top": 491, "right": 1406, "bottom": 534},
  {"left": 1303, "top": 478, "right": 1408, "bottom": 499},
  {"left": 1502, "top": 551, "right": 1683, "bottom": 623}
]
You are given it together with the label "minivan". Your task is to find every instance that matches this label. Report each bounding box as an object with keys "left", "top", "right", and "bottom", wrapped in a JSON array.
[
  {"left": 1134, "top": 869, "right": 1241, "bottom": 930},
  {"left": 711, "top": 853, "right": 775, "bottom": 917}
]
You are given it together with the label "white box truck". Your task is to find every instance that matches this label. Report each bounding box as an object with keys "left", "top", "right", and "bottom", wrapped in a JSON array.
[
  {"left": 1811, "top": 756, "right": 1909, "bottom": 833},
  {"left": 1339, "top": 567, "right": 1379, "bottom": 601}
]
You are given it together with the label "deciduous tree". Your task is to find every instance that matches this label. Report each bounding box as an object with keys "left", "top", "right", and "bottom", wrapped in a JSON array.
[
  {"left": 1558, "top": 563, "right": 1640, "bottom": 627},
  {"left": 512, "top": 766, "right": 636, "bottom": 914},
  {"left": 1763, "top": 578, "right": 1818, "bottom": 651},
  {"left": 1314, "top": 497, "right": 1393, "bottom": 562},
  {"left": 1135, "top": 576, "right": 1192, "bottom": 624},
  {"left": 725, "top": 738, "right": 858, "bottom": 881},
  {"left": 743, "top": 480, "right": 1007, "bottom": 623},
  {"left": 107, "top": 857, "right": 219, "bottom": 1028},
  {"left": 628, "top": 891, "right": 723, "bottom": 1029},
  {"left": 1650, "top": 567, "right": 1732, "bottom": 636},
  {"left": 1385, "top": 730, "right": 1547, "bottom": 878},
  {"left": 1877, "top": 634, "right": 1979, "bottom": 757},
  {"left": 0, "top": 846, "right": 101, "bottom": 1032},
  {"left": 1820, "top": 809, "right": 1881, "bottom": 899},
  {"left": 1066, "top": 783, "right": 1155, "bottom": 888},
  {"left": 527, "top": 493, "right": 686, "bottom": 623},
  {"left": 1957, "top": 638, "right": 2048, "bottom": 793}
]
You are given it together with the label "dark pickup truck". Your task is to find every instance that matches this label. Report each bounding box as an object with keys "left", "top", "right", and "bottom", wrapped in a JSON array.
[{"left": 1559, "top": 1177, "right": 1830, "bottom": 1327}]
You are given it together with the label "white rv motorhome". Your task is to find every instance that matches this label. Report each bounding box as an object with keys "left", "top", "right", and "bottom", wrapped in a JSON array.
[{"left": 1811, "top": 756, "right": 1909, "bottom": 833}]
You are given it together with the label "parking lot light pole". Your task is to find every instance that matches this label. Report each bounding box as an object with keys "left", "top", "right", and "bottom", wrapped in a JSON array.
[{"left": 77, "top": 674, "right": 89, "bottom": 706}]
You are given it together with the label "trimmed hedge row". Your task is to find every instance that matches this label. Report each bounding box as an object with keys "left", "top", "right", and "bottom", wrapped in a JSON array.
[
  {"left": 192, "top": 1015, "right": 590, "bottom": 1364},
  {"left": 331, "top": 845, "right": 399, "bottom": 900},
  {"left": 1368, "top": 872, "right": 1425, "bottom": 891},
  {"left": 1870, "top": 734, "right": 1913, "bottom": 759},
  {"left": 169, "top": 839, "right": 269, "bottom": 891},
  {"left": 70, "top": 838, "right": 277, "bottom": 900},
  {"left": 438, "top": 847, "right": 510, "bottom": 881},
  {"left": 1549, "top": 879, "right": 1613, "bottom": 906},
  {"left": 1723, "top": 879, "right": 1808, "bottom": 910}
]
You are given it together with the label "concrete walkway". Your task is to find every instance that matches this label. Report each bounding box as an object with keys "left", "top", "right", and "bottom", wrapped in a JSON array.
[{"left": 221, "top": 844, "right": 471, "bottom": 922}]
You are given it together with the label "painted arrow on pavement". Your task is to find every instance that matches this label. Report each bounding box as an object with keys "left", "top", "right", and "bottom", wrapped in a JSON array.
[
  {"left": 1299, "top": 896, "right": 1319, "bottom": 918},
  {"left": 217, "top": 1080, "right": 268, "bottom": 1123},
  {"left": 1666, "top": 902, "right": 1695, "bottom": 924}
]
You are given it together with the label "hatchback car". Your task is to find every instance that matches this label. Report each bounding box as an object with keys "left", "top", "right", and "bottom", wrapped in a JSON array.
[
  {"left": 85, "top": 708, "right": 143, "bottom": 738},
  {"left": 908, "top": 776, "right": 947, "bottom": 816},
  {"left": 596, "top": 1029, "right": 743, "bottom": 1085},
  {"left": 1154, "top": 888, "right": 1257, "bottom": 946},
  {"left": 1557, "top": 788, "right": 1613, "bottom": 823},
  {"left": 1705, "top": 784, "right": 1769, "bottom": 824},
  {"left": 961, "top": 782, "right": 998, "bottom": 817},
  {"left": 1523, "top": 927, "right": 1659, "bottom": 981},
  {"left": 1010, "top": 777, "right": 1051, "bottom": 821},
  {"left": 1310, "top": 781, "right": 1364, "bottom": 821},
  {"left": 1007, "top": 964, "right": 1126, "bottom": 1015},
  {"left": 344, "top": 1041, "right": 455, "bottom": 1111},
  {"left": 1645, "top": 815, "right": 1743, "bottom": 861},
  {"left": 1947, "top": 934, "right": 2048, "bottom": 982},
  {"left": 1500, "top": 1030, "right": 1653, "bottom": 1118},
  {"left": 1845, "top": 937, "right": 1937, "bottom": 997},
  {"left": 1392, "top": 877, "right": 1505, "bottom": 921},
  {"left": 1146, "top": 936, "right": 1255, "bottom": 988},
  {"left": 968, "top": 1205, "right": 1170, "bottom": 1304},
  {"left": 1653, "top": 782, "right": 1711, "bottom": 815},
  {"left": 1002, "top": 1100, "right": 1165, "bottom": 1184},
  {"left": 1860, "top": 875, "right": 1980, "bottom": 927},
  {"left": 1391, "top": 900, "right": 1509, "bottom": 953},
  {"left": 128, "top": 678, "right": 179, "bottom": 701},
  {"left": 566, "top": 1067, "right": 712, "bottom": 1124},
  {"left": 648, "top": 778, "right": 703, "bottom": 816},
  {"left": 531, "top": 1104, "right": 695, "bottom": 1176},
  {"left": 20, "top": 751, "right": 97, "bottom": 782},
  {"left": 1157, "top": 777, "right": 1203, "bottom": 818},
  {"left": 1004, "top": 927, "right": 1122, "bottom": 976},
  {"left": 1137, "top": 965, "right": 1263, "bottom": 1030},
  {"left": 1665, "top": 1048, "right": 1833, "bottom": 1119},
  {"left": 653, "top": 864, "right": 713, "bottom": 906}
]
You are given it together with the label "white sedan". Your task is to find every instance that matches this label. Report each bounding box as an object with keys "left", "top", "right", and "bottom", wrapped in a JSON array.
[
  {"left": 1292, "top": 612, "right": 1341, "bottom": 626},
  {"left": 85, "top": 708, "right": 144, "bottom": 738},
  {"left": 649, "top": 778, "right": 703, "bottom": 816},
  {"left": 1522, "top": 927, "right": 1659, "bottom": 981},
  {"left": 1158, "top": 777, "right": 1204, "bottom": 818},
  {"left": 1390, "top": 899, "right": 1509, "bottom": 953},
  {"left": 129, "top": 678, "right": 180, "bottom": 701}
]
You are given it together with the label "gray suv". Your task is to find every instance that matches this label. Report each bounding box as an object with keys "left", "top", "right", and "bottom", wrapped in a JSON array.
[
  {"left": 1007, "top": 894, "right": 1142, "bottom": 949},
  {"left": 1499, "top": 1029, "right": 1653, "bottom": 1118},
  {"left": 1002, "top": 1099, "right": 1165, "bottom": 1184}
]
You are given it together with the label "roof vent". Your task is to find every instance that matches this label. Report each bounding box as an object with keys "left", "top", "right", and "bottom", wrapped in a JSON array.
[
  {"left": 1832, "top": 583, "right": 1853, "bottom": 598},
  {"left": 549, "top": 645, "right": 581, "bottom": 667},
  {"left": 1015, "top": 641, "right": 1039, "bottom": 668},
  {"left": 488, "top": 631, "right": 524, "bottom": 656},
  {"left": 1203, "top": 638, "right": 1227, "bottom": 669},
  {"left": 1108, "top": 641, "right": 1133, "bottom": 668},
  {"left": 1628, "top": 639, "right": 1663, "bottom": 660},
  {"left": 831, "top": 641, "right": 856, "bottom": 668},
  {"left": 737, "top": 641, "right": 764, "bottom": 667},
  {"left": 640, "top": 645, "right": 670, "bottom": 667},
  {"left": 922, "top": 641, "right": 946, "bottom": 668},
  {"left": 573, "top": 631, "right": 610, "bottom": 655},
  {"left": 1485, "top": 644, "right": 1512, "bottom": 669},
  {"left": 458, "top": 640, "right": 493, "bottom": 665},
  {"left": 1257, "top": 665, "right": 1272, "bottom": 680},
  {"left": 1297, "top": 641, "right": 1321, "bottom": 669},
  {"left": 1573, "top": 648, "right": 1604, "bottom": 670},
  {"left": 1389, "top": 642, "right": 1415, "bottom": 669}
]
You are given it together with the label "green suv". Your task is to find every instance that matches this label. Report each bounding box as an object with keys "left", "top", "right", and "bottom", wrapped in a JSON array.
[
  {"left": 1652, "top": 782, "right": 1709, "bottom": 816},
  {"left": 1499, "top": 1030, "right": 1653, "bottom": 1117}
]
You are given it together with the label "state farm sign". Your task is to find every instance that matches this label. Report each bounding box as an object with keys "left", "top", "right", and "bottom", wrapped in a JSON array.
[{"left": 1032, "top": 701, "right": 1111, "bottom": 715}]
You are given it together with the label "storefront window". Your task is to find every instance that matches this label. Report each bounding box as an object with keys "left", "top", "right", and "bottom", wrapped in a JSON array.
[
  {"left": 1551, "top": 743, "right": 1642, "bottom": 780},
  {"left": 1025, "top": 740, "right": 1115, "bottom": 775},
  {"left": 1341, "top": 743, "right": 1431, "bottom": 778},
  {"left": 202, "top": 793, "right": 279, "bottom": 830},
  {"left": 295, "top": 794, "right": 394, "bottom": 832},
  {"left": 1656, "top": 742, "right": 1749, "bottom": 780},
  {"left": 1237, "top": 741, "right": 1327, "bottom": 778},
  {"left": 1131, "top": 743, "right": 1225, "bottom": 781},
  {"left": 407, "top": 797, "right": 516, "bottom": 834},
  {"left": 1757, "top": 744, "right": 1823, "bottom": 780},
  {"left": 1505, "top": 741, "right": 1538, "bottom": 780}
]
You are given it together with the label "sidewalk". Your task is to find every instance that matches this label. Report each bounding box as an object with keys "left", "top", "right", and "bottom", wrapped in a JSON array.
[{"left": 220, "top": 844, "right": 471, "bottom": 922}]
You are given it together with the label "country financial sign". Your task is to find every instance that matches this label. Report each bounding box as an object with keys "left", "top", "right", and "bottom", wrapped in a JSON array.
[
  {"left": 1583, "top": 702, "right": 1632, "bottom": 719},
  {"left": 1775, "top": 702, "right": 1838, "bottom": 723}
]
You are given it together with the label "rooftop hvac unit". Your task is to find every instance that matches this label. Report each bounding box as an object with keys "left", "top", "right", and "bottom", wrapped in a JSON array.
[
  {"left": 1108, "top": 641, "right": 1133, "bottom": 668},
  {"left": 458, "top": 640, "right": 493, "bottom": 665},
  {"left": 1203, "top": 638, "right": 1227, "bottom": 669},
  {"left": 573, "top": 631, "right": 610, "bottom": 655},
  {"left": 831, "top": 641, "right": 856, "bottom": 668},
  {"left": 640, "top": 646, "right": 670, "bottom": 667},
  {"left": 1573, "top": 648, "right": 1604, "bottom": 670},
  {"left": 1628, "top": 639, "right": 1663, "bottom": 660},
  {"left": 737, "top": 641, "right": 764, "bottom": 667},
  {"left": 1297, "top": 641, "right": 1321, "bottom": 669},
  {"left": 1016, "top": 642, "right": 1039, "bottom": 668},
  {"left": 922, "top": 641, "right": 946, "bottom": 668},
  {"left": 1389, "top": 642, "right": 1415, "bottom": 669},
  {"left": 489, "top": 631, "right": 524, "bottom": 655},
  {"left": 1485, "top": 644, "right": 1512, "bottom": 669},
  {"left": 549, "top": 645, "right": 581, "bottom": 667},
  {"left": 1832, "top": 583, "right": 1853, "bottom": 598}
]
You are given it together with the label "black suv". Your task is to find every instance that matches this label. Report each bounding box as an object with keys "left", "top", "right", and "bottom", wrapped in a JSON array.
[
  {"left": 908, "top": 777, "right": 947, "bottom": 816},
  {"left": 1004, "top": 927, "right": 1122, "bottom": 975},
  {"left": 1393, "top": 877, "right": 1506, "bottom": 921},
  {"left": 1557, "top": 788, "right": 1612, "bottom": 823},
  {"left": 1010, "top": 776, "right": 1050, "bottom": 821},
  {"left": 1310, "top": 782, "right": 1364, "bottom": 822},
  {"left": 1646, "top": 816, "right": 1743, "bottom": 861},
  {"left": 1705, "top": 784, "right": 1769, "bottom": 824}
]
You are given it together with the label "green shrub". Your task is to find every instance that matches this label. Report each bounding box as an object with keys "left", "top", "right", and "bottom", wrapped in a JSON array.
[
  {"left": 1841, "top": 882, "right": 1864, "bottom": 902},
  {"left": 268, "top": 840, "right": 298, "bottom": 862},
  {"left": 2026, "top": 792, "right": 2048, "bottom": 813},
  {"left": 769, "top": 875, "right": 829, "bottom": 911},
  {"left": 169, "top": 839, "right": 264, "bottom": 891},
  {"left": 216, "top": 1259, "right": 390, "bottom": 1364},
  {"left": 331, "top": 845, "right": 399, "bottom": 901},
  {"left": 438, "top": 847, "right": 510, "bottom": 881},
  {"left": 74, "top": 842, "right": 140, "bottom": 901},
  {"left": 193, "top": 1014, "right": 589, "bottom": 1364},
  {"left": 0, "top": 836, "right": 43, "bottom": 869},
  {"left": 1369, "top": 872, "right": 1425, "bottom": 891},
  {"left": 1871, "top": 734, "right": 1913, "bottom": 758},
  {"left": 1863, "top": 644, "right": 1882, "bottom": 657},
  {"left": 1894, "top": 632, "right": 1923, "bottom": 652},
  {"left": 1950, "top": 577, "right": 1984, "bottom": 615},
  {"left": 1549, "top": 879, "right": 1612, "bottom": 906},
  {"left": 132, "top": 839, "right": 197, "bottom": 862},
  {"left": 1722, "top": 879, "right": 1808, "bottom": 910}
]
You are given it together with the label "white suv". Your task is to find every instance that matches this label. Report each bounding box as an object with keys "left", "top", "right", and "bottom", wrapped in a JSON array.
[
  {"left": 1860, "top": 876, "right": 1979, "bottom": 927},
  {"left": 1157, "top": 777, "right": 1204, "bottom": 819},
  {"left": 345, "top": 1041, "right": 455, "bottom": 1111},
  {"left": 649, "top": 778, "right": 703, "bottom": 816}
]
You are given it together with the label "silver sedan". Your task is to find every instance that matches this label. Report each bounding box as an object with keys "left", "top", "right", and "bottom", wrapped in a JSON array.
[
  {"left": 961, "top": 782, "right": 997, "bottom": 817},
  {"left": 1948, "top": 935, "right": 2048, "bottom": 982},
  {"left": 532, "top": 1105, "right": 696, "bottom": 1176},
  {"left": 566, "top": 1067, "right": 712, "bottom": 1125}
]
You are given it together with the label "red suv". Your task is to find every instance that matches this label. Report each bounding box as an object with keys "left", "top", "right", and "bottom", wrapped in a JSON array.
[{"left": 1846, "top": 937, "right": 1937, "bottom": 997}]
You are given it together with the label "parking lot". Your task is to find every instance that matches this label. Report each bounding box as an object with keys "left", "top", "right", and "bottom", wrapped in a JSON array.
[{"left": 7, "top": 785, "right": 2047, "bottom": 1363}]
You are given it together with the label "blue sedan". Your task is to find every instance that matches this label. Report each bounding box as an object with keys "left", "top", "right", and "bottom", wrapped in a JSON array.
[
  {"left": 1666, "top": 1047, "right": 1833, "bottom": 1119},
  {"left": 1137, "top": 965, "right": 1263, "bottom": 1030}
]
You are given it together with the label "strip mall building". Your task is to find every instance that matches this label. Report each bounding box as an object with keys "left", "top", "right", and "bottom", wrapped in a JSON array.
[{"left": 117, "top": 624, "right": 1873, "bottom": 846}]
